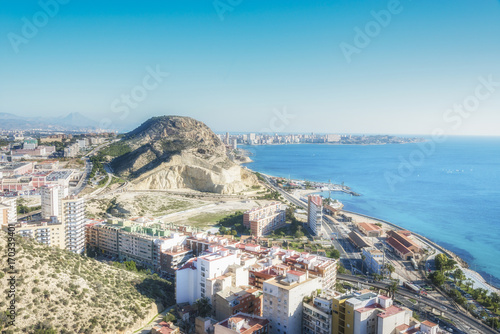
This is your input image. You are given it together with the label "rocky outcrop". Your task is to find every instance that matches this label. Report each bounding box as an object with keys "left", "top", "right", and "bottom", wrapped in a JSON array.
[{"left": 110, "top": 116, "right": 258, "bottom": 194}]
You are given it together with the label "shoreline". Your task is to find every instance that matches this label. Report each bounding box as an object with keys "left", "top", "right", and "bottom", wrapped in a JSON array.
[
  {"left": 341, "top": 209, "right": 500, "bottom": 293},
  {"left": 253, "top": 169, "right": 500, "bottom": 293}
]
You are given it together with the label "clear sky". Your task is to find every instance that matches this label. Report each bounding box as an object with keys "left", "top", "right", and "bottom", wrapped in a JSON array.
[{"left": 1, "top": 0, "right": 500, "bottom": 135}]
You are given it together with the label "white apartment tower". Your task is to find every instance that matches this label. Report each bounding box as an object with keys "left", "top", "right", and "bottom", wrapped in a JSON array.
[
  {"left": 41, "top": 184, "right": 68, "bottom": 221},
  {"left": 41, "top": 185, "right": 85, "bottom": 254},
  {"left": 262, "top": 270, "right": 320, "bottom": 334},
  {"left": 62, "top": 196, "right": 86, "bottom": 254},
  {"left": 307, "top": 195, "right": 323, "bottom": 236},
  {"left": 176, "top": 246, "right": 248, "bottom": 305}
]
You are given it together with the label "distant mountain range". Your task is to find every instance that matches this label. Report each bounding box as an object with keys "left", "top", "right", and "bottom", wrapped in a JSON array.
[{"left": 0, "top": 112, "right": 100, "bottom": 131}]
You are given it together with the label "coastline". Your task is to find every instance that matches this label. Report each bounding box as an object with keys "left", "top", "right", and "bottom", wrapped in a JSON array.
[
  {"left": 252, "top": 168, "right": 500, "bottom": 294},
  {"left": 241, "top": 140, "right": 425, "bottom": 147},
  {"left": 341, "top": 209, "right": 500, "bottom": 293}
]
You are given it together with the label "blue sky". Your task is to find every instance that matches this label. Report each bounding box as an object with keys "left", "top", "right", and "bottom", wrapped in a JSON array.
[{"left": 1, "top": 0, "right": 500, "bottom": 134}]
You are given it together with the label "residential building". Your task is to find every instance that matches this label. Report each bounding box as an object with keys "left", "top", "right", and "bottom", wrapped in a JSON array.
[
  {"left": 176, "top": 246, "right": 247, "bottom": 305},
  {"left": 160, "top": 245, "right": 193, "bottom": 279},
  {"left": 151, "top": 321, "right": 180, "bottom": 334},
  {"left": 262, "top": 270, "right": 320, "bottom": 334},
  {"left": 41, "top": 184, "right": 68, "bottom": 221},
  {"left": 303, "top": 293, "right": 334, "bottom": 334},
  {"left": 249, "top": 265, "right": 287, "bottom": 289},
  {"left": 62, "top": 196, "right": 86, "bottom": 254},
  {"left": 243, "top": 202, "right": 286, "bottom": 237},
  {"left": 214, "top": 286, "right": 263, "bottom": 321},
  {"left": 332, "top": 291, "right": 414, "bottom": 334},
  {"left": 362, "top": 248, "right": 385, "bottom": 275},
  {"left": 86, "top": 220, "right": 175, "bottom": 269},
  {"left": 0, "top": 197, "right": 17, "bottom": 226},
  {"left": 3, "top": 217, "right": 65, "bottom": 249},
  {"left": 282, "top": 251, "right": 337, "bottom": 291},
  {"left": 23, "top": 138, "right": 38, "bottom": 150},
  {"left": 418, "top": 320, "right": 439, "bottom": 334},
  {"left": 307, "top": 195, "right": 322, "bottom": 235},
  {"left": 214, "top": 313, "right": 269, "bottom": 334}
]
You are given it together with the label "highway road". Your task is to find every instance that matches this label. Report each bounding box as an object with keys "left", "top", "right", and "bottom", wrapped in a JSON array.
[
  {"left": 262, "top": 175, "right": 497, "bottom": 334},
  {"left": 338, "top": 274, "right": 497, "bottom": 334}
]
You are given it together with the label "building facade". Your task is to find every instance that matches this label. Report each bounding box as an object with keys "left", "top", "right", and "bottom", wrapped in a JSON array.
[
  {"left": 307, "top": 195, "right": 322, "bottom": 236},
  {"left": 61, "top": 196, "right": 86, "bottom": 254},
  {"left": 243, "top": 202, "right": 286, "bottom": 237},
  {"left": 3, "top": 218, "right": 65, "bottom": 249},
  {"left": 262, "top": 271, "right": 320, "bottom": 334}
]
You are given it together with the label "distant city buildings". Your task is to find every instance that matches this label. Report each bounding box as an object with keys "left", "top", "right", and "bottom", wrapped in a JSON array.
[
  {"left": 307, "top": 195, "right": 323, "bottom": 236},
  {"left": 243, "top": 202, "right": 286, "bottom": 237},
  {"left": 217, "top": 132, "right": 423, "bottom": 146}
]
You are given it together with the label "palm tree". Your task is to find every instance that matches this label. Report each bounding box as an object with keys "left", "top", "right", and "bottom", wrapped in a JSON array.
[
  {"left": 361, "top": 254, "right": 366, "bottom": 275},
  {"left": 387, "top": 281, "right": 399, "bottom": 299},
  {"left": 384, "top": 264, "right": 395, "bottom": 278}
]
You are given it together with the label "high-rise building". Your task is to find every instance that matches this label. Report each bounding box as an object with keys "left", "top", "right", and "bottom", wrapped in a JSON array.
[
  {"left": 40, "top": 184, "right": 68, "bottom": 221},
  {"left": 307, "top": 195, "right": 323, "bottom": 235},
  {"left": 0, "top": 197, "right": 17, "bottom": 226},
  {"left": 262, "top": 270, "right": 320, "bottom": 334},
  {"left": 62, "top": 196, "right": 86, "bottom": 254}
]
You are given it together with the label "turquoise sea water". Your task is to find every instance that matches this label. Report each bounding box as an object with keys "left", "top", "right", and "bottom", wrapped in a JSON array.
[{"left": 241, "top": 137, "right": 500, "bottom": 287}]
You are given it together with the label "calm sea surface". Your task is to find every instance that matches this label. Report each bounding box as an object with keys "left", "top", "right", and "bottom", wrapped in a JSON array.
[{"left": 241, "top": 137, "right": 500, "bottom": 286}]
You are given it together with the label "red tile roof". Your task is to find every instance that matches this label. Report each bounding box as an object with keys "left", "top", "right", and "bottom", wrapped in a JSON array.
[
  {"left": 421, "top": 320, "right": 438, "bottom": 327},
  {"left": 386, "top": 236, "right": 413, "bottom": 256}
]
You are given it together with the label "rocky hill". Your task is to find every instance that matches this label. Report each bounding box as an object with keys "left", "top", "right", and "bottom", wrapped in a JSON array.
[
  {"left": 0, "top": 234, "right": 174, "bottom": 333},
  {"left": 109, "top": 116, "right": 258, "bottom": 194}
]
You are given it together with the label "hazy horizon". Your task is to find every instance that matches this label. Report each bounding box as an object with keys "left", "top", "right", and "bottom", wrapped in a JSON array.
[{"left": 2, "top": 0, "right": 500, "bottom": 135}]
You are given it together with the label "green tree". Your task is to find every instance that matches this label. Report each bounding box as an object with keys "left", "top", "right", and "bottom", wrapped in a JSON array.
[
  {"left": 195, "top": 297, "right": 212, "bottom": 317},
  {"left": 429, "top": 271, "right": 446, "bottom": 286},
  {"left": 384, "top": 264, "right": 395, "bottom": 277},
  {"left": 453, "top": 268, "right": 465, "bottom": 285},
  {"left": 163, "top": 312, "right": 176, "bottom": 323}
]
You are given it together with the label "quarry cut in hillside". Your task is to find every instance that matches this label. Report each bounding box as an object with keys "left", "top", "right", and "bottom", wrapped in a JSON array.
[{"left": 109, "top": 116, "right": 258, "bottom": 194}]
